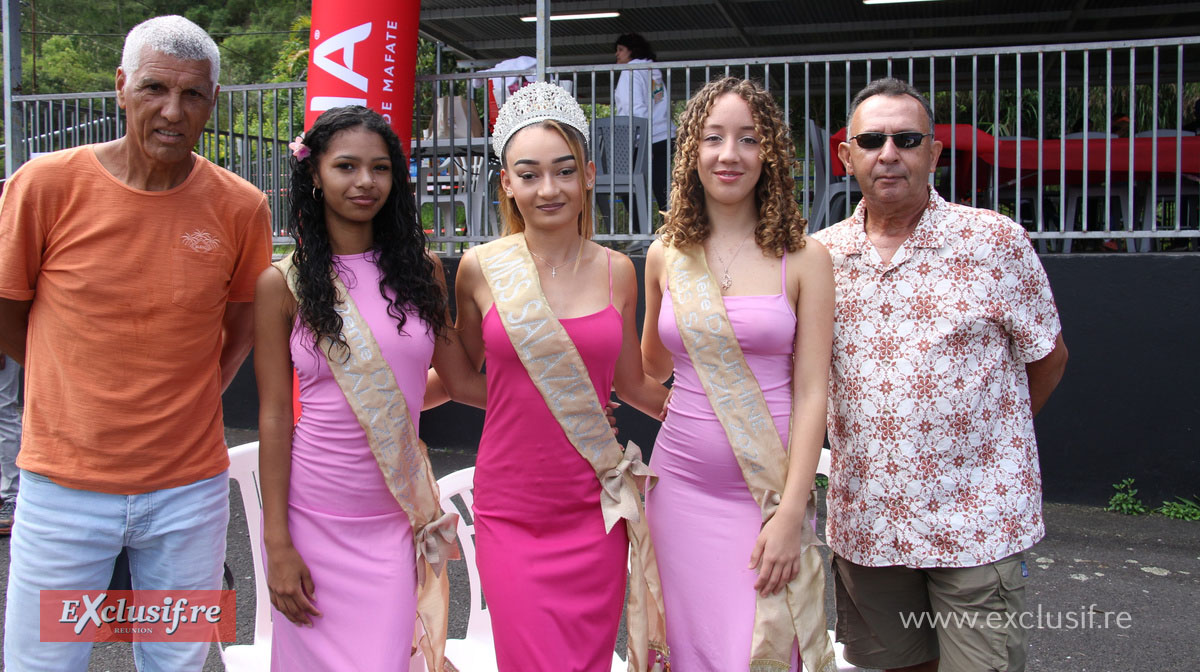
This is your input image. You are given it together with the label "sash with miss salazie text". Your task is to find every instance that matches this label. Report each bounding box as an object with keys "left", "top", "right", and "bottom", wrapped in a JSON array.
[
  {"left": 664, "top": 243, "right": 836, "bottom": 672},
  {"left": 274, "top": 254, "right": 459, "bottom": 672},
  {"left": 474, "top": 234, "right": 669, "bottom": 672}
]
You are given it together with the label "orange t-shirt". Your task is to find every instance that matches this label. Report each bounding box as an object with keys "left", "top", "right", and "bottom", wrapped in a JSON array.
[{"left": 0, "top": 146, "right": 272, "bottom": 494}]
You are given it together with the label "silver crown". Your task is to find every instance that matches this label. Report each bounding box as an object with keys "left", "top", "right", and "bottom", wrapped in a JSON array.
[{"left": 492, "top": 82, "right": 589, "bottom": 157}]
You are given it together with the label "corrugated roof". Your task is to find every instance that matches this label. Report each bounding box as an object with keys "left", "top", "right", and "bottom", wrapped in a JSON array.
[{"left": 419, "top": 0, "right": 1200, "bottom": 66}]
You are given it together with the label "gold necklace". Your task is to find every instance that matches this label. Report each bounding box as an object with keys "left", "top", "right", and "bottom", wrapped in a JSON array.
[
  {"left": 527, "top": 239, "right": 581, "bottom": 278},
  {"left": 710, "top": 228, "right": 755, "bottom": 291}
]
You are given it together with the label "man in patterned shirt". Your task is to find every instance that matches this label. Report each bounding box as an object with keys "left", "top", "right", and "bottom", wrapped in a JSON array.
[{"left": 812, "top": 78, "right": 1068, "bottom": 672}]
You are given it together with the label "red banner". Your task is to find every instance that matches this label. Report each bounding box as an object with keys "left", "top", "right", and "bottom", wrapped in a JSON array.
[{"left": 305, "top": 0, "right": 421, "bottom": 150}]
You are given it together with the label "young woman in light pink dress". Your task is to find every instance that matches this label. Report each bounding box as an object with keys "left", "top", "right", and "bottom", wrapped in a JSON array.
[
  {"left": 641, "top": 77, "right": 835, "bottom": 671},
  {"left": 255, "top": 106, "right": 481, "bottom": 671}
]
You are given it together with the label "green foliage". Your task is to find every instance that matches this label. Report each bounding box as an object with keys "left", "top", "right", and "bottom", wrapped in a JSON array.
[
  {"left": 1105, "top": 478, "right": 1148, "bottom": 516},
  {"left": 18, "top": 0, "right": 310, "bottom": 93},
  {"left": 217, "top": 32, "right": 284, "bottom": 85},
  {"left": 959, "top": 82, "right": 1200, "bottom": 137},
  {"left": 787, "top": 79, "right": 1200, "bottom": 145},
  {"left": 23, "top": 35, "right": 113, "bottom": 93},
  {"left": 1105, "top": 480, "right": 1200, "bottom": 521},
  {"left": 1157, "top": 496, "right": 1200, "bottom": 521},
  {"left": 814, "top": 474, "right": 829, "bottom": 490},
  {"left": 270, "top": 15, "right": 311, "bottom": 83},
  {"left": 412, "top": 38, "right": 463, "bottom": 140}
]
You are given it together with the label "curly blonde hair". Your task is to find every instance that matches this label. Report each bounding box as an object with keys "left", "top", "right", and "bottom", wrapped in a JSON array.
[
  {"left": 659, "top": 77, "right": 805, "bottom": 257},
  {"left": 497, "top": 120, "right": 594, "bottom": 240}
]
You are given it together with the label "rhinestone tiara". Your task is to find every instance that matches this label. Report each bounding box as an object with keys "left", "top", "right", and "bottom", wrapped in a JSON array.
[{"left": 492, "top": 82, "right": 589, "bottom": 158}]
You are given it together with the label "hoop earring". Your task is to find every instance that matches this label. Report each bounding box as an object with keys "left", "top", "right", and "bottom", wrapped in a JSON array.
[{"left": 313, "top": 186, "right": 323, "bottom": 201}]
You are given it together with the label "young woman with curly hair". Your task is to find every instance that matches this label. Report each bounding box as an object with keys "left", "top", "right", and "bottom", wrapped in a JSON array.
[
  {"left": 641, "top": 77, "right": 835, "bottom": 670},
  {"left": 254, "top": 106, "right": 483, "bottom": 670}
]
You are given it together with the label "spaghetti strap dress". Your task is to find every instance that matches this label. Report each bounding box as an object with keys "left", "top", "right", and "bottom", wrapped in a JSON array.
[
  {"left": 269, "top": 251, "right": 432, "bottom": 671},
  {"left": 646, "top": 254, "right": 801, "bottom": 671},
  {"left": 473, "top": 250, "right": 628, "bottom": 672}
]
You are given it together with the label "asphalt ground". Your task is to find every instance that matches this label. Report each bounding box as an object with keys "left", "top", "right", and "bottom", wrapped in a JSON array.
[{"left": 0, "top": 428, "right": 1196, "bottom": 671}]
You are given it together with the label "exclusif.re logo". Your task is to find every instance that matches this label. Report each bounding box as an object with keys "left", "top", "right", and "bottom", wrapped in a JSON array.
[{"left": 40, "top": 590, "right": 236, "bottom": 643}]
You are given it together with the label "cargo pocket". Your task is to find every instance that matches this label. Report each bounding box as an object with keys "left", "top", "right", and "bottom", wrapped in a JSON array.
[{"left": 990, "top": 553, "right": 1030, "bottom": 672}]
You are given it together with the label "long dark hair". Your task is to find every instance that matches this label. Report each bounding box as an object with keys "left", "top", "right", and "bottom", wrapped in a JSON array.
[{"left": 289, "top": 105, "right": 446, "bottom": 354}]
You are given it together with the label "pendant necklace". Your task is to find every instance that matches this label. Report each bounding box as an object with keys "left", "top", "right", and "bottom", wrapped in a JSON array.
[
  {"left": 528, "top": 239, "right": 581, "bottom": 278},
  {"left": 711, "top": 228, "right": 755, "bottom": 291}
]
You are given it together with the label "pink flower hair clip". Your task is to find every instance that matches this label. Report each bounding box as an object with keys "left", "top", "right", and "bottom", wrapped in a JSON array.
[{"left": 289, "top": 134, "right": 310, "bottom": 161}]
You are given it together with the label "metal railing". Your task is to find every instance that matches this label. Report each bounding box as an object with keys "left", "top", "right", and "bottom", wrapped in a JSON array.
[
  {"left": 10, "top": 36, "right": 1199, "bottom": 252},
  {"left": 12, "top": 82, "right": 307, "bottom": 236}
]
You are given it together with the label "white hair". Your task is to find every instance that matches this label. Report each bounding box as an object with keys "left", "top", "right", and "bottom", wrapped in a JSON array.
[{"left": 121, "top": 15, "right": 220, "bottom": 91}]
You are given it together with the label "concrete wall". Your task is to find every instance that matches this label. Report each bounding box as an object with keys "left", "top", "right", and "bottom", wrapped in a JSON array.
[
  {"left": 224, "top": 252, "right": 1200, "bottom": 507},
  {"left": 1032, "top": 254, "right": 1198, "bottom": 505}
]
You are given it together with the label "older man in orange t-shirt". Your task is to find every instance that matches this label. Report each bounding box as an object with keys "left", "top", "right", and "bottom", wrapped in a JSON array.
[{"left": 0, "top": 16, "right": 270, "bottom": 671}]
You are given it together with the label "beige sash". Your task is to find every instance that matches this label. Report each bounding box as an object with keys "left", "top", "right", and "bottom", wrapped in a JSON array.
[
  {"left": 663, "top": 244, "right": 836, "bottom": 672},
  {"left": 474, "top": 235, "right": 669, "bottom": 672},
  {"left": 274, "top": 254, "right": 460, "bottom": 672}
]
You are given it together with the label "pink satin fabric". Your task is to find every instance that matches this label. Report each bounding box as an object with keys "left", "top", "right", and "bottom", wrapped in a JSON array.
[
  {"left": 647, "top": 277, "right": 802, "bottom": 672},
  {"left": 269, "top": 252, "right": 431, "bottom": 670},
  {"left": 474, "top": 304, "right": 628, "bottom": 672}
]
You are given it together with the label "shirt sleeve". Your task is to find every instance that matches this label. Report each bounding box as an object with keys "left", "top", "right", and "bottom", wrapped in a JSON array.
[
  {"left": 227, "top": 194, "right": 272, "bottom": 303},
  {"left": 614, "top": 70, "right": 631, "bottom": 116},
  {"left": 630, "top": 70, "right": 651, "bottom": 119},
  {"left": 0, "top": 167, "right": 45, "bottom": 301},
  {"left": 997, "top": 221, "right": 1061, "bottom": 363}
]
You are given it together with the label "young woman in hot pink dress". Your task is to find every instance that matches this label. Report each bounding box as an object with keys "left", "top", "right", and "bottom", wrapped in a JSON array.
[
  {"left": 641, "top": 77, "right": 835, "bottom": 671},
  {"left": 451, "top": 83, "right": 668, "bottom": 671},
  {"left": 255, "top": 106, "right": 481, "bottom": 671}
]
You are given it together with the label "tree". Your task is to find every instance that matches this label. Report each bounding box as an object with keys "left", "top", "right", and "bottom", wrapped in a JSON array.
[
  {"left": 270, "top": 14, "right": 310, "bottom": 83},
  {"left": 16, "top": 0, "right": 310, "bottom": 93},
  {"left": 26, "top": 35, "right": 114, "bottom": 92}
]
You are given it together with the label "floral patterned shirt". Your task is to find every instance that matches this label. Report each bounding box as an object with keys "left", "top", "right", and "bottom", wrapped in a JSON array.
[{"left": 812, "top": 190, "right": 1061, "bottom": 568}]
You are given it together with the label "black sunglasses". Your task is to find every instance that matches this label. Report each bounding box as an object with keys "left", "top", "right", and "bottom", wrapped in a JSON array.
[{"left": 850, "top": 132, "right": 932, "bottom": 150}]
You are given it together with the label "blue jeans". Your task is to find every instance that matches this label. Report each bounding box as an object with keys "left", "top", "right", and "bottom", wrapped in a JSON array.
[
  {"left": 0, "top": 354, "right": 20, "bottom": 502},
  {"left": 4, "top": 469, "right": 229, "bottom": 671}
]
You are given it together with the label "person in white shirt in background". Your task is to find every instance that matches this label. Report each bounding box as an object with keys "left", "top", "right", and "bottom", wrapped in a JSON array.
[
  {"left": 473, "top": 55, "right": 538, "bottom": 133},
  {"left": 614, "top": 33, "right": 674, "bottom": 233}
]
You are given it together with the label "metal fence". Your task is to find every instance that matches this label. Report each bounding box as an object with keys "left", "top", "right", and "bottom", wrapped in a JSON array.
[
  {"left": 12, "top": 82, "right": 307, "bottom": 237},
  {"left": 9, "top": 35, "right": 1200, "bottom": 252},
  {"left": 539, "top": 36, "right": 1200, "bottom": 252}
]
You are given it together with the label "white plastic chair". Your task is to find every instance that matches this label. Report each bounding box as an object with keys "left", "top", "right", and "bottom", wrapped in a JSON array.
[
  {"left": 806, "top": 120, "right": 861, "bottom": 234},
  {"left": 220, "top": 441, "right": 272, "bottom": 670},
  {"left": 437, "top": 462, "right": 856, "bottom": 671},
  {"left": 593, "top": 116, "right": 651, "bottom": 234},
  {"left": 434, "top": 467, "right": 496, "bottom": 670},
  {"left": 415, "top": 156, "right": 493, "bottom": 239},
  {"left": 1052, "top": 131, "right": 1134, "bottom": 253},
  {"left": 816, "top": 448, "right": 832, "bottom": 484},
  {"left": 1135, "top": 129, "right": 1199, "bottom": 252},
  {"left": 435, "top": 467, "right": 626, "bottom": 671}
]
